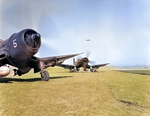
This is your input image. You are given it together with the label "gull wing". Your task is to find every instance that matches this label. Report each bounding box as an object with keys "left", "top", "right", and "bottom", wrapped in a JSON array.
[
  {"left": 30, "top": 53, "right": 83, "bottom": 73},
  {"left": 91, "top": 63, "right": 109, "bottom": 69}
]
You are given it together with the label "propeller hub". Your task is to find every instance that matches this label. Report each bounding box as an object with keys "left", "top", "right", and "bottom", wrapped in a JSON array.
[
  {"left": 24, "top": 30, "right": 41, "bottom": 49},
  {"left": 83, "top": 57, "right": 89, "bottom": 63},
  {"left": 31, "top": 33, "right": 41, "bottom": 42}
]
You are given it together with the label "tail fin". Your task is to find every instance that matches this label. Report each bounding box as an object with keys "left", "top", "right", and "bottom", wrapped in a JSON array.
[{"left": 73, "top": 58, "right": 75, "bottom": 65}]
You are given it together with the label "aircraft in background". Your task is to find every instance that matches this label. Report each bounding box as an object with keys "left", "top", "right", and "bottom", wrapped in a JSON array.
[
  {"left": 59, "top": 51, "right": 109, "bottom": 72},
  {"left": 0, "top": 29, "right": 82, "bottom": 81},
  {"left": 86, "top": 39, "right": 91, "bottom": 41}
]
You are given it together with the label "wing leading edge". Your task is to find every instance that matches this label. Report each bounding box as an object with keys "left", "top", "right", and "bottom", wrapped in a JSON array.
[
  {"left": 91, "top": 63, "right": 110, "bottom": 69},
  {"left": 59, "top": 62, "right": 109, "bottom": 72},
  {"left": 32, "top": 53, "right": 83, "bottom": 73}
]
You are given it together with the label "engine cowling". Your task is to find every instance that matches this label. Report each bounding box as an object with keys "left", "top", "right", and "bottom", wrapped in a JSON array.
[
  {"left": 0, "top": 65, "right": 10, "bottom": 77},
  {"left": 8, "top": 29, "right": 41, "bottom": 60}
]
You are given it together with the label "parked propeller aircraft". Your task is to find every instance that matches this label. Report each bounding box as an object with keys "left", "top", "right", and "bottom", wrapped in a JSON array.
[
  {"left": 59, "top": 51, "right": 109, "bottom": 72},
  {"left": 0, "top": 29, "right": 82, "bottom": 81}
]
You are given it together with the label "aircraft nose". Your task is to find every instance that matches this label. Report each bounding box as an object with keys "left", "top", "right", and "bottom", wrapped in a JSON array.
[
  {"left": 35, "top": 33, "right": 41, "bottom": 40},
  {"left": 31, "top": 33, "right": 41, "bottom": 42},
  {"left": 24, "top": 30, "right": 41, "bottom": 52}
]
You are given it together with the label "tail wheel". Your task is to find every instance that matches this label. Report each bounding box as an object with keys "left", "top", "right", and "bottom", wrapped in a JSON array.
[{"left": 41, "top": 70, "right": 49, "bottom": 81}]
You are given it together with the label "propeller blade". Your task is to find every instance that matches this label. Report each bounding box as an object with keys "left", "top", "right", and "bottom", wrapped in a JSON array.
[
  {"left": 1, "top": 2, "right": 62, "bottom": 55},
  {"left": 1, "top": 2, "right": 60, "bottom": 39},
  {"left": 89, "top": 60, "right": 96, "bottom": 65},
  {"left": 86, "top": 50, "right": 91, "bottom": 58},
  {"left": 1, "top": 2, "right": 33, "bottom": 38},
  {"left": 37, "top": 12, "right": 60, "bottom": 39}
]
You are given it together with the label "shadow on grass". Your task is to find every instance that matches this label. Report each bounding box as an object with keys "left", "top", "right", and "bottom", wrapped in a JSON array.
[
  {"left": 0, "top": 76, "right": 73, "bottom": 83},
  {"left": 116, "top": 70, "right": 150, "bottom": 75}
]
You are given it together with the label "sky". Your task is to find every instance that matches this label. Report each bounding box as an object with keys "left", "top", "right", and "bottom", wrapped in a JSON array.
[{"left": 0, "top": 0, "right": 150, "bottom": 66}]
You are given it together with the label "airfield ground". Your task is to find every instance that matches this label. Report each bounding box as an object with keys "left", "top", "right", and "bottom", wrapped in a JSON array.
[{"left": 0, "top": 67, "right": 150, "bottom": 116}]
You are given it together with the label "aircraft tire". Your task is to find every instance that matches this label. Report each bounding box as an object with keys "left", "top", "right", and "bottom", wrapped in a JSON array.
[{"left": 41, "top": 70, "right": 49, "bottom": 81}]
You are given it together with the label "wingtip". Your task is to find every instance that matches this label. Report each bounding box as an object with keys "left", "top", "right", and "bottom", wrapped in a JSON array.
[
  {"left": 80, "top": 52, "right": 84, "bottom": 54},
  {"left": 75, "top": 52, "right": 84, "bottom": 56}
]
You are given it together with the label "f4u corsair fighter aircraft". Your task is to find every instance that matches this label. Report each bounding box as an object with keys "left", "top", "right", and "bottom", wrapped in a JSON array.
[
  {"left": 0, "top": 29, "right": 81, "bottom": 81},
  {"left": 59, "top": 52, "right": 109, "bottom": 72}
]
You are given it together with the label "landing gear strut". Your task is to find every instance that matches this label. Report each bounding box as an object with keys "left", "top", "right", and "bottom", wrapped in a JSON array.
[
  {"left": 90, "top": 68, "right": 94, "bottom": 72},
  {"left": 39, "top": 61, "right": 49, "bottom": 81},
  {"left": 40, "top": 70, "right": 49, "bottom": 81}
]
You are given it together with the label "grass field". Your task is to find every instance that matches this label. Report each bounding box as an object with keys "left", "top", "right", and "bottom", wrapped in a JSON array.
[
  {"left": 119, "top": 70, "right": 150, "bottom": 75},
  {"left": 0, "top": 67, "right": 150, "bottom": 116}
]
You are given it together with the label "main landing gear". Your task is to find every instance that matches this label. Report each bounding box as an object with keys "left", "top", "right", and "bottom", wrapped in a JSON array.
[
  {"left": 39, "top": 61, "right": 49, "bottom": 81},
  {"left": 40, "top": 70, "right": 49, "bottom": 81}
]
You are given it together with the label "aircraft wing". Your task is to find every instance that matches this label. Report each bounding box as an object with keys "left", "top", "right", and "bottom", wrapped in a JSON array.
[
  {"left": 58, "top": 64, "right": 74, "bottom": 70},
  {"left": 91, "top": 63, "right": 109, "bottom": 69},
  {"left": 32, "top": 53, "right": 82, "bottom": 73}
]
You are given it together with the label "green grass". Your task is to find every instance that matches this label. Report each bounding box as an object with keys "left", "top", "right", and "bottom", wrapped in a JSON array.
[
  {"left": 0, "top": 67, "right": 150, "bottom": 116},
  {"left": 119, "top": 70, "right": 150, "bottom": 75}
]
